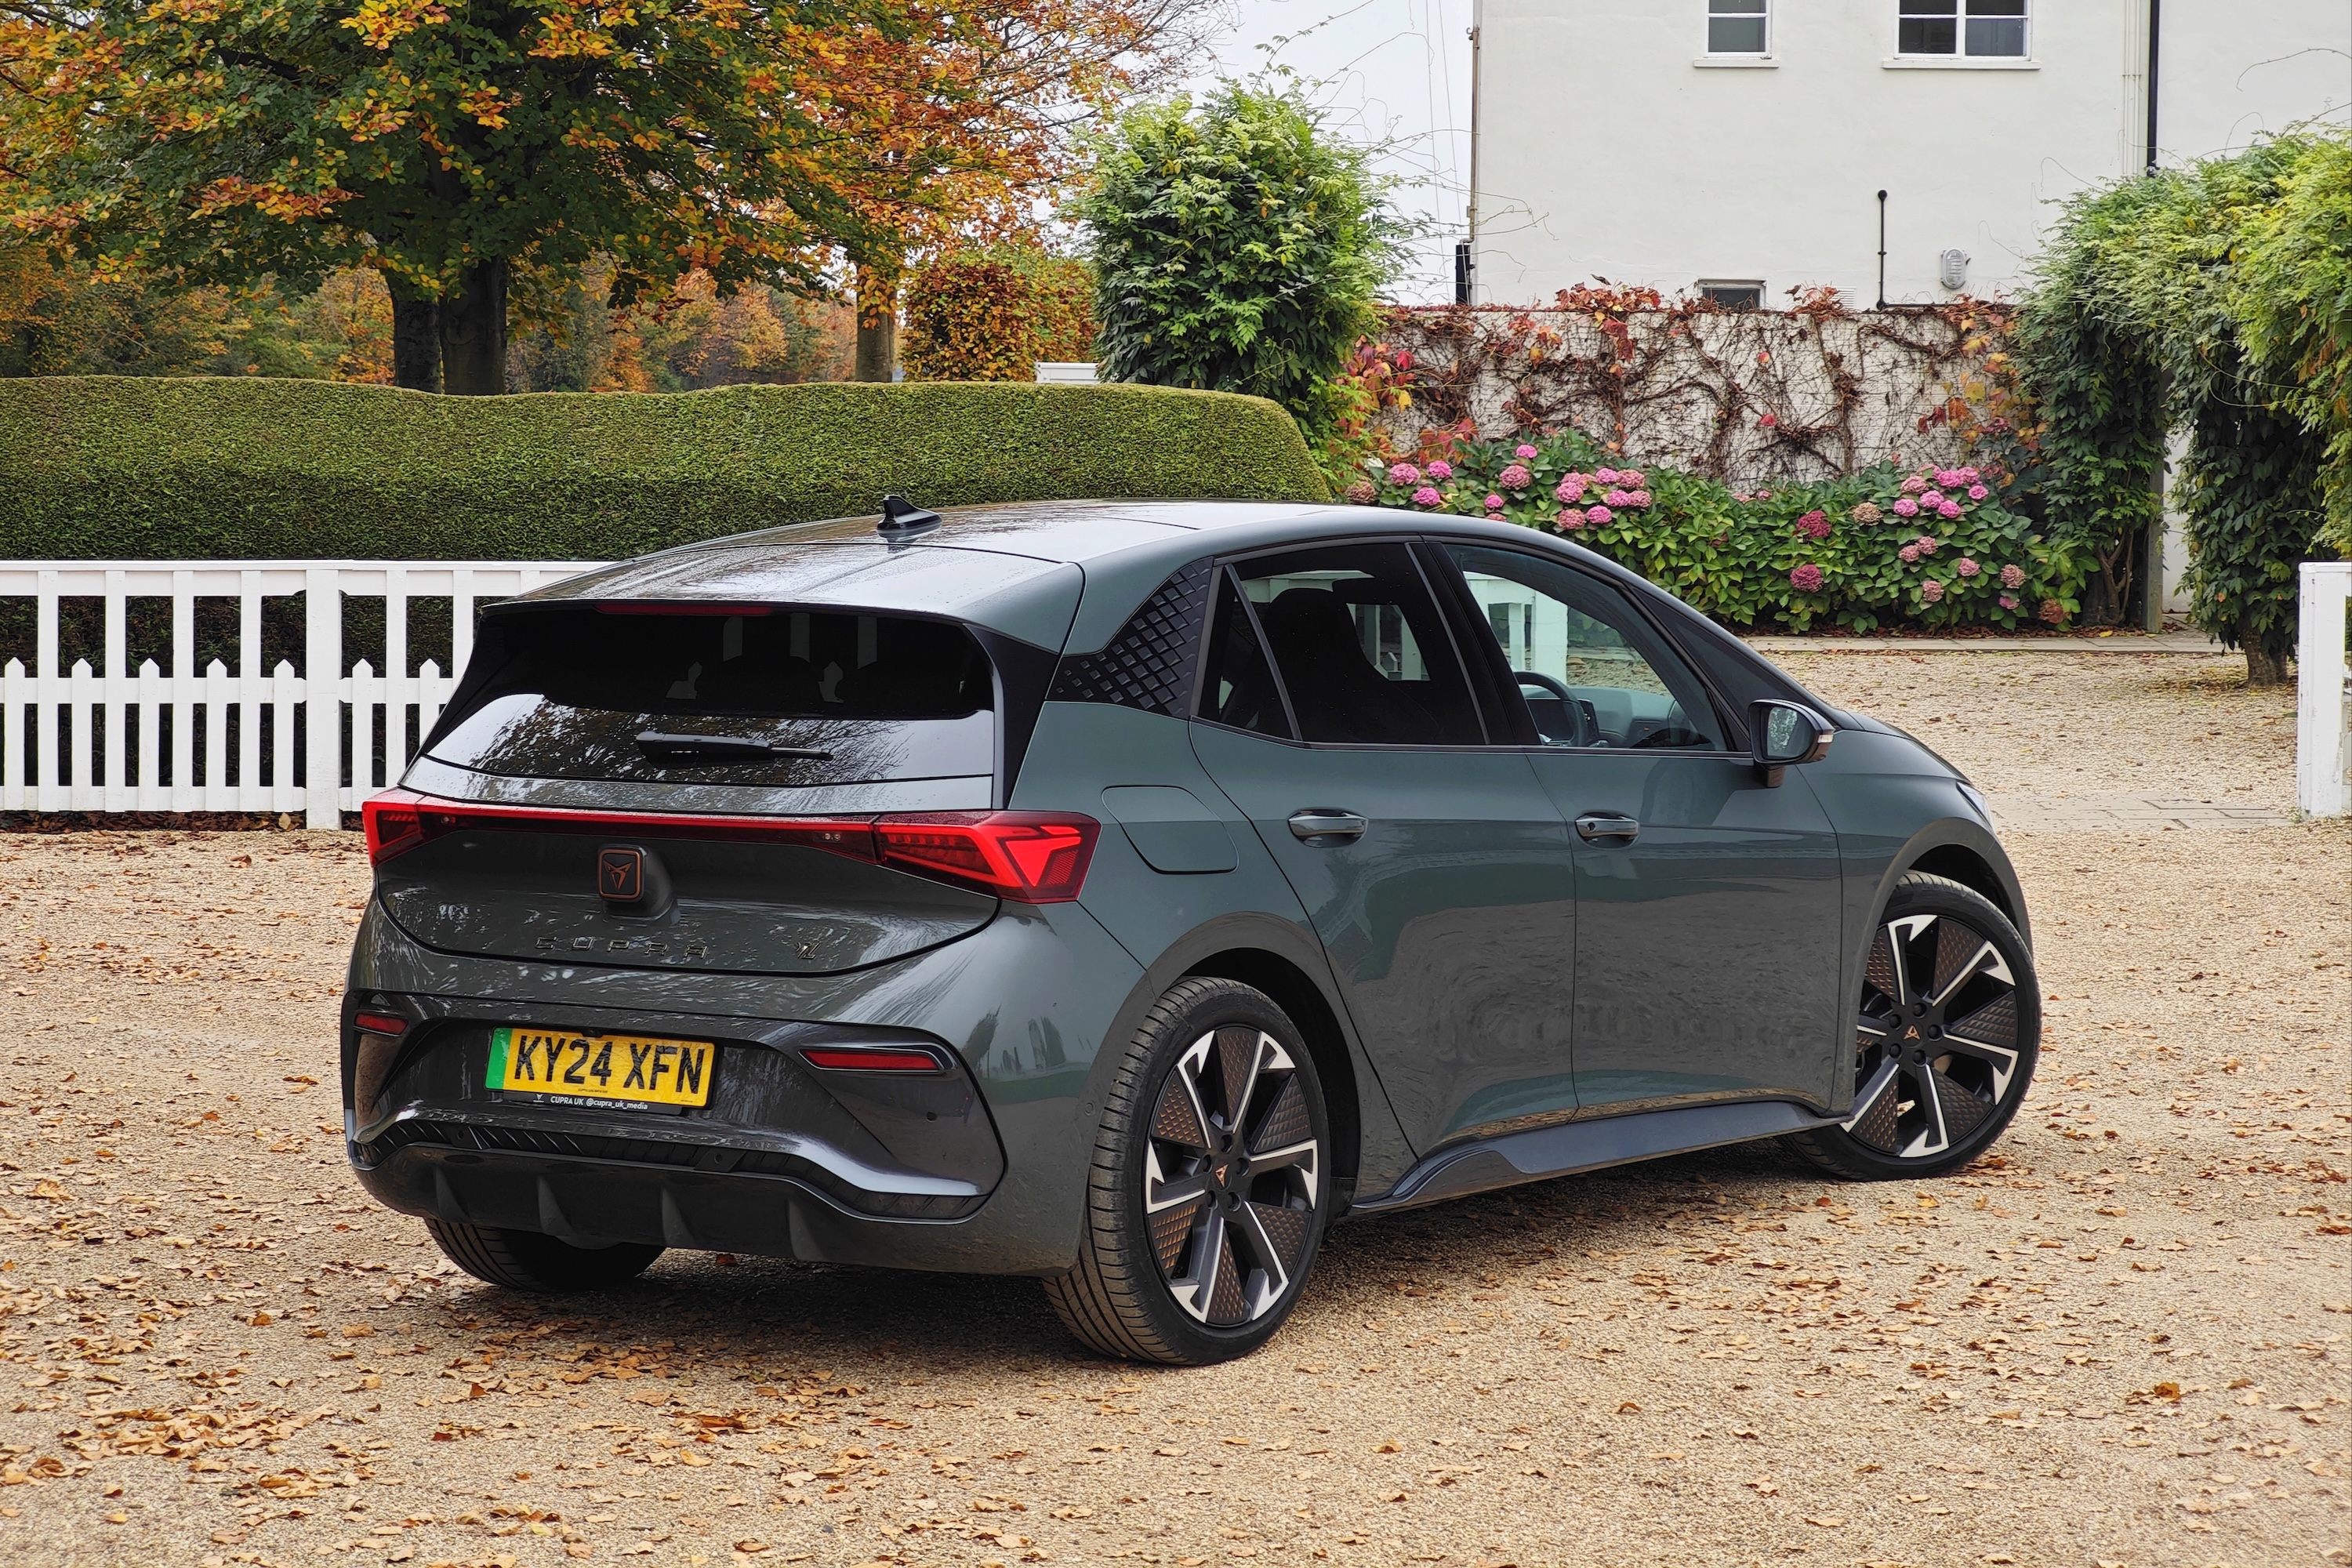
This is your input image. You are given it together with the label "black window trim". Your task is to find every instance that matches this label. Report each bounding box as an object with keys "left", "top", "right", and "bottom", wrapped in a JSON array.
[
  {"left": 1419, "top": 536, "right": 1754, "bottom": 757},
  {"left": 1188, "top": 534, "right": 1497, "bottom": 751}
]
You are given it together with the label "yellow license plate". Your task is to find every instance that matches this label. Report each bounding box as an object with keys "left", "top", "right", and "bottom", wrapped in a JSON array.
[{"left": 488, "top": 1027, "right": 714, "bottom": 1107}]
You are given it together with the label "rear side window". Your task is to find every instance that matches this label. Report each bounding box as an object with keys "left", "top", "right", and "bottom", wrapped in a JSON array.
[{"left": 426, "top": 604, "right": 996, "bottom": 785}]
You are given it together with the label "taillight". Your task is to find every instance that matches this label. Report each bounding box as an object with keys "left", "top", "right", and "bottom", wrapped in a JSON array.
[
  {"left": 800, "top": 1046, "right": 947, "bottom": 1073},
  {"left": 353, "top": 1012, "right": 408, "bottom": 1036},
  {"left": 358, "top": 789, "right": 882, "bottom": 867},
  {"left": 873, "top": 812, "right": 1098, "bottom": 902},
  {"left": 362, "top": 793, "right": 426, "bottom": 864}
]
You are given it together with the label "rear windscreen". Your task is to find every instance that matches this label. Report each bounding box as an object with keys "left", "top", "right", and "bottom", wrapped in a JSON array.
[{"left": 424, "top": 605, "right": 996, "bottom": 786}]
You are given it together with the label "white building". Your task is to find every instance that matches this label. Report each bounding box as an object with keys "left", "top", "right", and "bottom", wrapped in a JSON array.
[{"left": 1465, "top": 0, "right": 2352, "bottom": 308}]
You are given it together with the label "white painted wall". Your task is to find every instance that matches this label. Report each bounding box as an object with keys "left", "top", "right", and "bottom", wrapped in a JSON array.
[{"left": 1468, "top": 0, "right": 2350, "bottom": 308}]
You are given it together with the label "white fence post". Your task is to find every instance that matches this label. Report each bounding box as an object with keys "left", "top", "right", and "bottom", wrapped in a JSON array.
[
  {"left": 2297, "top": 561, "right": 2352, "bottom": 819},
  {"left": 0, "top": 560, "right": 603, "bottom": 826}
]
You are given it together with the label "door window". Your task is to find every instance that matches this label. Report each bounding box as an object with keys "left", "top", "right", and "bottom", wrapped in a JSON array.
[
  {"left": 1219, "top": 543, "right": 1484, "bottom": 746},
  {"left": 1443, "top": 545, "right": 1729, "bottom": 750}
]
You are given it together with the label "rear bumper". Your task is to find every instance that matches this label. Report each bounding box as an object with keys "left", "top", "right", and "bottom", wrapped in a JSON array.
[{"left": 342, "top": 895, "right": 1146, "bottom": 1276}]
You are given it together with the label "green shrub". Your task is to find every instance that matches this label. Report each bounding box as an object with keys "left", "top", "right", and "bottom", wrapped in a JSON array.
[
  {"left": 1352, "top": 430, "right": 2085, "bottom": 633},
  {"left": 0, "top": 376, "right": 1325, "bottom": 560},
  {"left": 901, "top": 249, "right": 1096, "bottom": 383}
]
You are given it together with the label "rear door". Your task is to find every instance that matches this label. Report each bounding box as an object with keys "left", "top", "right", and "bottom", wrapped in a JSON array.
[
  {"left": 1432, "top": 543, "right": 1846, "bottom": 1114},
  {"left": 1186, "top": 541, "right": 1581, "bottom": 1153}
]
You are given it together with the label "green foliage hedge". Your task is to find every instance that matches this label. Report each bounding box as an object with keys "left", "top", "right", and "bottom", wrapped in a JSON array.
[{"left": 0, "top": 376, "right": 1327, "bottom": 560}]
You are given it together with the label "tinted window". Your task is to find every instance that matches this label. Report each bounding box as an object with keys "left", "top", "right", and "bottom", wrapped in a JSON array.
[
  {"left": 1200, "top": 572, "right": 1294, "bottom": 738},
  {"left": 1230, "top": 543, "right": 1483, "bottom": 746},
  {"left": 1444, "top": 545, "right": 1728, "bottom": 751},
  {"left": 425, "top": 604, "right": 996, "bottom": 785}
]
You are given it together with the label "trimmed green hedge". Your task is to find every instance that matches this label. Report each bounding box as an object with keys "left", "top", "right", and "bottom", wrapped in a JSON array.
[{"left": 0, "top": 376, "right": 1327, "bottom": 559}]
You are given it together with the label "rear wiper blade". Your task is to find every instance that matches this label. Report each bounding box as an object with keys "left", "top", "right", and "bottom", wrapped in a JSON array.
[{"left": 635, "top": 731, "right": 832, "bottom": 764}]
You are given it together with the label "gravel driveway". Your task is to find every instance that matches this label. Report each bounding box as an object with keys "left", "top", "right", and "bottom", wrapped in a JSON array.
[{"left": 0, "top": 650, "right": 2343, "bottom": 1568}]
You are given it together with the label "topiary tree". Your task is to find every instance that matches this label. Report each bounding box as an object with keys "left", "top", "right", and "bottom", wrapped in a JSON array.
[
  {"left": 1072, "top": 83, "right": 1404, "bottom": 427},
  {"left": 900, "top": 248, "right": 1096, "bottom": 382}
]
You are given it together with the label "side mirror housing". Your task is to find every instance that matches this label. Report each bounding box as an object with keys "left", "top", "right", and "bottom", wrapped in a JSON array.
[{"left": 1750, "top": 699, "right": 1834, "bottom": 786}]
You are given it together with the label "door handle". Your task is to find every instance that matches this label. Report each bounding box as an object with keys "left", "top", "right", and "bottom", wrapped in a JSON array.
[
  {"left": 1288, "top": 809, "right": 1368, "bottom": 844},
  {"left": 1574, "top": 812, "right": 1640, "bottom": 844}
]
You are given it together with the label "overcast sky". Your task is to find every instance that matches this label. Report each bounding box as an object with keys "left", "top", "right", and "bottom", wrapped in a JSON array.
[{"left": 1178, "top": 0, "right": 1475, "bottom": 304}]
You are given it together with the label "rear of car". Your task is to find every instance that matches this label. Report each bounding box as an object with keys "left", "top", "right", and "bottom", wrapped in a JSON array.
[{"left": 341, "top": 548, "right": 1139, "bottom": 1283}]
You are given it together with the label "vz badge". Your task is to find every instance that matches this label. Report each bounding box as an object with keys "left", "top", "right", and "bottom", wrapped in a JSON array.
[{"left": 597, "top": 846, "right": 644, "bottom": 902}]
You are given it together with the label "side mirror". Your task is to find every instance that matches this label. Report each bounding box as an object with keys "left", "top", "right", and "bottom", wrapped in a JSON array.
[{"left": 1750, "top": 699, "right": 1833, "bottom": 786}]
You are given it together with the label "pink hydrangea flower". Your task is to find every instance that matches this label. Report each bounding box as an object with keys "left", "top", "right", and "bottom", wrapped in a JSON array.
[
  {"left": 1915, "top": 535, "right": 1939, "bottom": 554},
  {"left": 1920, "top": 579, "right": 1946, "bottom": 604},
  {"left": 1627, "top": 489, "right": 1652, "bottom": 507},
  {"left": 1756, "top": 490, "right": 1773, "bottom": 500},
  {"left": 1388, "top": 463, "right": 1421, "bottom": 486},
  {"left": 1899, "top": 544, "right": 1922, "bottom": 564},
  {"left": 1585, "top": 505, "right": 1613, "bottom": 524},
  {"left": 1427, "top": 459, "right": 1454, "bottom": 481},
  {"left": 1559, "top": 512, "right": 1587, "bottom": 530},
  {"left": 1604, "top": 488, "right": 1632, "bottom": 507},
  {"left": 1967, "top": 484, "right": 1989, "bottom": 501},
  {"left": 1935, "top": 468, "right": 1966, "bottom": 489},
  {"left": 1555, "top": 475, "right": 1588, "bottom": 503},
  {"left": 1955, "top": 557, "right": 1981, "bottom": 579},
  {"left": 1623, "top": 470, "right": 1646, "bottom": 486},
  {"left": 1795, "top": 508, "right": 1831, "bottom": 540},
  {"left": 1484, "top": 493, "right": 1506, "bottom": 512},
  {"left": 1411, "top": 485, "right": 1443, "bottom": 507},
  {"left": 2000, "top": 564, "right": 2026, "bottom": 589},
  {"left": 1957, "top": 466, "right": 1980, "bottom": 485},
  {"left": 1515, "top": 443, "right": 1539, "bottom": 460},
  {"left": 1920, "top": 490, "right": 1944, "bottom": 508},
  {"left": 1900, "top": 476, "right": 1928, "bottom": 495},
  {"left": 1733, "top": 492, "right": 1753, "bottom": 503},
  {"left": 1595, "top": 466, "right": 1621, "bottom": 483},
  {"left": 1500, "top": 463, "right": 1533, "bottom": 489},
  {"left": 1937, "top": 500, "right": 1962, "bottom": 520},
  {"left": 1892, "top": 497, "right": 1921, "bottom": 517},
  {"left": 1342, "top": 480, "right": 1377, "bottom": 506},
  {"left": 1998, "top": 593, "right": 2020, "bottom": 611},
  {"left": 1789, "top": 563, "right": 1825, "bottom": 593}
]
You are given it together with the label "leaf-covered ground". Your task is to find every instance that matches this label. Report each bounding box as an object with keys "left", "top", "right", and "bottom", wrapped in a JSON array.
[{"left": 0, "top": 650, "right": 2343, "bottom": 1567}]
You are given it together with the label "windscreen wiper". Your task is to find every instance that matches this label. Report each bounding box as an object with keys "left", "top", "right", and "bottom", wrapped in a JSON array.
[{"left": 635, "top": 731, "right": 833, "bottom": 764}]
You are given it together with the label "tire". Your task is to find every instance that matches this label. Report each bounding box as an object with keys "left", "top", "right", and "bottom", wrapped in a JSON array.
[
  {"left": 1785, "top": 871, "right": 2041, "bottom": 1181},
  {"left": 425, "top": 1218, "right": 663, "bottom": 1293},
  {"left": 1044, "top": 977, "right": 1330, "bottom": 1365}
]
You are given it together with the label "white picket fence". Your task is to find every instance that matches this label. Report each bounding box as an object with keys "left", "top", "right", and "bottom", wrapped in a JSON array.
[
  {"left": 0, "top": 561, "right": 604, "bottom": 827},
  {"left": 2299, "top": 561, "right": 2352, "bottom": 819}
]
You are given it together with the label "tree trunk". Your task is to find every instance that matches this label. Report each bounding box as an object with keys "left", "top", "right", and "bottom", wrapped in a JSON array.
[
  {"left": 2244, "top": 633, "right": 2293, "bottom": 688},
  {"left": 853, "top": 263, "right": 898, "bottom": 383},
  {"left": 438, "top": 260, "right": 509, "bottom": 395},
  {"left": 2080, "top": 543, "right": 2131, "bottom": 627},
  {"left": 387, "top": 278, "right": 441, "bottom": 393}
]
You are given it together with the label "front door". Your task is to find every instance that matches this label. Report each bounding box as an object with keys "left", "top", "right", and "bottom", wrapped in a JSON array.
[
  {"left": 1434, "top": 543, "right": 1846, "bottom": 1115},
  {"left": 1187, "top": 541, "right": 1581, "bottom": 1154}
]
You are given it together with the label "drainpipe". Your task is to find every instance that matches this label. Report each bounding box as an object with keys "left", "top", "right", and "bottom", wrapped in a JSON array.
[
  {"left": 2142, "top": 0, "right": 2167, "bottom": 630},
  {"left": 1875, "top": 191, "right": 1889, "bottom": 309},
  {"left": 1464, "top": 0, "right": 1482, "bottom": 307}
]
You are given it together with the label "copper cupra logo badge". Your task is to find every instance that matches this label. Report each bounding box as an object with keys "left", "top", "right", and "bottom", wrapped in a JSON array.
[{"left": 597, "top": 847, "right": 644, "bottom": 902}]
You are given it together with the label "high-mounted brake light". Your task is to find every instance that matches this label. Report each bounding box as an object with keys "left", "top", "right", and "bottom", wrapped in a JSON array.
[
  {"left": 800, "top": 1046, "right": 947, "bottom": 1073},
  {"left": 358, "top": 790, "right": 1098, "bottom": 902},
  {"left": 874, "top": 812, "right": 1098, "bottom": 902},
  {"left": 594, "top": 602, "right": 774, "bottom": 617}
]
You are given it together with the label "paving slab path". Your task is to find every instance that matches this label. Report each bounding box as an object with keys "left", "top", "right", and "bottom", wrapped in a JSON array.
[{"left": 0, "top": 650, "right": 2343, "bottom": 1568}]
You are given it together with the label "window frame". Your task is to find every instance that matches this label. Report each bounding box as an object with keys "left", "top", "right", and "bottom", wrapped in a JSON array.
[
  {"left": 1895, "top": 0, "right": 2030, "bottom": 60},
  {"left": 1419, "top": 539, "right": 1751, "bottom": 757},
  {"left": 1189, "top": 536, "right": 1495, "bottom": 750},
  {"left": 1697, "top": 280, "right": 1766, "bottom": 311},
  {"left": 1704, "top": 0, "right": 1769, "bottom": 57}
]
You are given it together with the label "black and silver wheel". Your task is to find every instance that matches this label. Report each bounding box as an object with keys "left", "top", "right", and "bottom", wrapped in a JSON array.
[
  {"left": 425, "top": 1218, "right": 663, "bottom": 1293},
  {"left": 1044, "top": 977, "right": 1328, "bottom": 1363},
  {"left": 1787, "top": 872, "right": 2039, "bottom": 1180}
]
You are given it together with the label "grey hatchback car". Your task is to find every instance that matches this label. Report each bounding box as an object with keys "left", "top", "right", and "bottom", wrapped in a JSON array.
[{"left": 344, "top": 499, "right": 2038, "bottom": 1364}]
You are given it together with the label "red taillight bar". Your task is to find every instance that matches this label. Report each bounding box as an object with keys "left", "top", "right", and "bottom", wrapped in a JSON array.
[
  {"left": 353, "top": 1012, "right": 408, "bottom": 1036},
  {"left": 359, "top": 790, "right": 1098, "bottom": 903},
  {"left": 800, "top": 1046, "right": 949, "bottom": 1073}
]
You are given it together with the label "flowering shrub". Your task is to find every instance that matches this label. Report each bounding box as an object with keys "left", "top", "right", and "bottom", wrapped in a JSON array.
[{"left": 1359, "top": 429, "right": 2085, "bottom": 632}]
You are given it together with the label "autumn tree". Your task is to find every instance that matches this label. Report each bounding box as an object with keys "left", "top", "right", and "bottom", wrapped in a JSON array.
[{"left": 0, "top": 0, "right": 1189, "bottom": 392}]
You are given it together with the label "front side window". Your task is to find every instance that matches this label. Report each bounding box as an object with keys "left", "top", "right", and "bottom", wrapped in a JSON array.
[
  {"left": 1444, "top": 545, "right": 1729, "bottom": 751},
  {"left": 1707, "top": 0, "right": 1767, "bottom": 55},
  {"left": 1214, "top": 543, "right": 1484, "bottom": 746},
  {"left": 1899, "top": 0, "right": 2027, "bottom": 57}
]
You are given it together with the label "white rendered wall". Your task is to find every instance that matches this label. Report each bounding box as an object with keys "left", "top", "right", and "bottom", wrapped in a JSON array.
[{"left": 1469, "top": 0, "right": 2350, "bottom": 309}]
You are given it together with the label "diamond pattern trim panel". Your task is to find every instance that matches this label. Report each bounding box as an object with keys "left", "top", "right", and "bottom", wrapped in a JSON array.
[
  {"left": 1849, "top": 1073, "right": 1904, "bottom": 1152},
  {"left": 1047, "top": 559, "right": 1214, "bottom": 716}
]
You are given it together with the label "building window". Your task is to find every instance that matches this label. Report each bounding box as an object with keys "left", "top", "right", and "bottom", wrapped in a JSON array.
[
  {"left": 1898, "top": 0, "right": 2027, "bottom": 58},
  {"left": 1698, "top": 280, "right": 1764, "bottom": 310},
  {"left": 1707, "top": 0, "right": 1768, "bottom": 54}
]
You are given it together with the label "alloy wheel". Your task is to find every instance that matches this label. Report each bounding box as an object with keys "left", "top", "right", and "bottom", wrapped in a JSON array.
[
  {"left": 1143, "top": 1025, "right": 1322, "bottom": 1326},
  {"left": 1844, "top": 910, "right": 2024, "bottom": 1160}
]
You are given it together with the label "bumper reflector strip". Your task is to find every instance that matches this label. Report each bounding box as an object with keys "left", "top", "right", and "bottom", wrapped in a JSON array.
[{"left": 800, "top": 1047, "right": 948, "bottom": 1073}]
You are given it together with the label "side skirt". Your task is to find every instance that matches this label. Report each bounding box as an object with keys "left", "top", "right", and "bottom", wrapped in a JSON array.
[{"left": 1348, "top": 1100, "right": 1842, "bottom": 1214}]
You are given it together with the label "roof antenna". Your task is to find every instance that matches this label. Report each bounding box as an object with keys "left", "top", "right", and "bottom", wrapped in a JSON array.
[{"left": 877, "top": 494, "right": 942, "bottom": 539}]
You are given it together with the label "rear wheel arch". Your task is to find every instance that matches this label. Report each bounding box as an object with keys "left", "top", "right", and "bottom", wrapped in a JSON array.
[{"left": 1181, "top": 949, "right": 1361, "bottom": 1204}]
